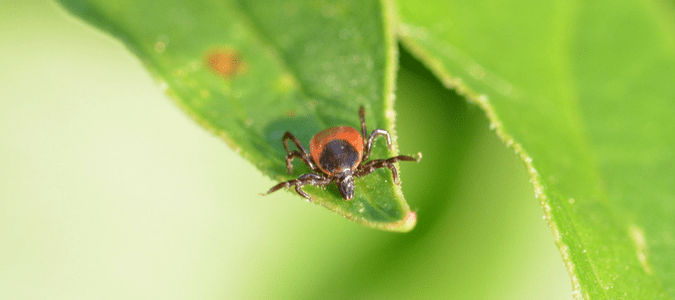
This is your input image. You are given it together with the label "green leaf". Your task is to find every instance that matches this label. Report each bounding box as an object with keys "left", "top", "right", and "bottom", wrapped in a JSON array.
[
  {"left": 56, "top": 0, "right": 417, "bottom": 232},
  {"left": 396, "top": 0, "right": 675, "bottom": 298}
]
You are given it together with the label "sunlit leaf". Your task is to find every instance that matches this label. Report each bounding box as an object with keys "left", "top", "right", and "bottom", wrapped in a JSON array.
[{"left": 57, "top": 0, "right": 417, "bottom": 231}]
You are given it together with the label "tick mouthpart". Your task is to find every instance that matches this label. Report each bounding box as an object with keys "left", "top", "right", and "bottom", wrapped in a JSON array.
[{"left": 335, "top": 173, "right": 355, "bottom": 200}]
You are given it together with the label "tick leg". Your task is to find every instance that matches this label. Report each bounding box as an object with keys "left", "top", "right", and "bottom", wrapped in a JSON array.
[
  {"left": 263, "top": 173, "right": 331, "bottom": 200},
  {"left": 362, "top": 129, "right": 392, "bottom": 162},
  {"left": 282, "top": 132, "right": 317, "bottom": 173},
  {"left": 355, "top": 154, "right": 421, "bottom": 184},
  {"left": 359, "top": 106, "right": 368, "bottom": 142},
  {"left": 285, "top": 150, "right": 316, "bottom": 174}
]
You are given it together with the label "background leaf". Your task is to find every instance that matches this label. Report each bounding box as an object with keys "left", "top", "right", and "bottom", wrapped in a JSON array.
[
  {"left": 396, "top": 0, "right": 675, "bottom": 297},
  {"left": 56, "top": 0, "right": 416, "bottom": 231}
]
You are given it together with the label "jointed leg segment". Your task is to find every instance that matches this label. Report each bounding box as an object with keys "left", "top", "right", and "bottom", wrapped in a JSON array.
[
  {"left": 281, "top": 132, "right": 317, "bottom": 173},
  {"left": 363, "top": 129, "right": 392, "bottom": 162},
  {"left": 355, "top": 154, "right": 420, "bottom": 184},
  {"left": 359, "top": 106, "right": 368, "bottom": 142},
  {"left": 264, "top": 173, "right": 331, "bottom": 199},
  {"left": 358, "top": 106, "right": 393, "bottom": 162},
  {"left": 285, "top": 150, "right": 316, "bottom": 174}
]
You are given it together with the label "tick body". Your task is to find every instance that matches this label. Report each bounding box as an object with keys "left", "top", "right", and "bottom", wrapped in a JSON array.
[
  {"left": 264, "top": 106, "right": 420, "bottom": 200},
  {"left": 311, "top": 126, "right": 363, "bottom": 176}
]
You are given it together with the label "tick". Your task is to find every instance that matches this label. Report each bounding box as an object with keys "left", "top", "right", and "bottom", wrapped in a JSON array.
[{"left": 264, "top": 106, "right": 421, "bottom": 200}]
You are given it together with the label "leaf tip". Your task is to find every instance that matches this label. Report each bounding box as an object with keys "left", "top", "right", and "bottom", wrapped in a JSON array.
[{"left": 386, "top": 210, "right": 417, "bottom": 232}]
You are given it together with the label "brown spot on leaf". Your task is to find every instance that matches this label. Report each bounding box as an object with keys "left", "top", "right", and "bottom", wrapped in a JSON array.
[
  {"left": 204, "top": 48, "right": 246, "bottom": 78},
  {"left": 286, "top": 109, "right": 297, "bottom": 117}
]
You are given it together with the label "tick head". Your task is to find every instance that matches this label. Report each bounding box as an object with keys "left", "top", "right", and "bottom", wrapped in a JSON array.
[{"left": 335, "top": 170, "right": 355, "bottom": 200}]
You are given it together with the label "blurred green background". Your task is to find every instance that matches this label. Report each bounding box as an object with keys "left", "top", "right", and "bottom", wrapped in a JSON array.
[{"left": 0, "top": 1, "right": 571, "bottom": 299}]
